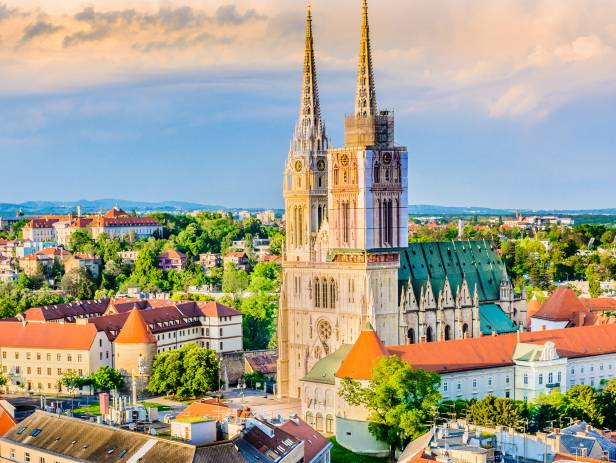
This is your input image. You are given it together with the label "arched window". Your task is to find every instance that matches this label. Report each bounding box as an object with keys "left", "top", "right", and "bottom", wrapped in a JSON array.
[
  {"left": 326, "top": 415, "right": 334, "bottom": 434},
  {"left": 330, "top": 279, "right": 336, "bottom": 309},
  {"left": 322, "top": 279, "right": 328, "bottom": 308},
  {"left": 462, "top": 323, "right": 469, "bottom": 338},
  {"left": 426, "top": 326, "right": 433, "bottom": 343},
  {"left": 407, "top": 328, "right": 415, "bottom": 344},
  {"left": 374, "top": 162, "right": 380, "bottom": 183},
  {"left": 444, "top": 325, "right": 451, "bottom": 341},
  {"left": 314, "top": 278, "right": 320, "bottom": 308},
  {"left": 385, "top": 168, "right": 390, "bottom": 182},
  {"left": 315, "top": 413, "right": 324, "bottom": 432},
  {"left": 306, "top": 412, "right": 314, "bottom": 426}
]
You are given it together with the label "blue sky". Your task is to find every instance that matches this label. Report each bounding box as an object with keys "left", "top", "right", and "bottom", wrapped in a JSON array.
[{"left": 1, "top": 0, "right": 615, "bottom": 209}]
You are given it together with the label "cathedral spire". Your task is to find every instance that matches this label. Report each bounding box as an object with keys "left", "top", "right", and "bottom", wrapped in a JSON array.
[
  {"left": 355, "top": 0, "right": 377, "bottom": 117},
  {"left": 291, "top": 1, "right": 327, "bottom": 155}
]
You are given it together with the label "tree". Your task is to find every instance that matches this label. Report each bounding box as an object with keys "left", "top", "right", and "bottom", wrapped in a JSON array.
[
  {"left": 0, "top": 372, "right": 7, "bottom": 391},
  {"left": 61, "top": 268, "right": 96, "bottom": 300},
  {"left": 338, "top": 356, "right": 441, "bottom": 461},
  {"left": 561, "top": 385, "right": 604, "bottom": 427},
  {"left": 466, "top": 396, "right": 526, "bottom": 431},
  {"left": 600, "top": 379, "right": 616, "bottom": 430},
  {"left": 222, "top": 263, "right": 248, "bottom": 300},
  {"left": 148, "top": 343, "right": 220, "bottom": 398},
  {"left": 59, "top": 369, "right": 88, "bottom": 395},
  {"left": 89, "top": 366, "right": 124, "bottom": 392},
  {"left": 69, "top": 229, "right": 94, "bottom": 253}
]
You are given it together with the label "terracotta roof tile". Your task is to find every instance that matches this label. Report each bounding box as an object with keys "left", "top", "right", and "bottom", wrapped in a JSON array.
[
  {"left": 581, "top": 298, "right": 616, "bottom": 311},
  {"left": 279, "top": 416, "right": 331, "bottom": 462},
  {"left": 176, "top": 400, "right": 236, "bottom": 421},
  {"left": 534, "top": 286, "right": 589, "bottom": 323},
  {"left": 388, "top": 324, "right": 616, "bottom": 374},
  {"left": 158, "top": 249, "right": 186, "bottom": 260},
  {"left": 526, "top": 298, "right": 542, "bottom": 324},
  {"left": 197, "top": 301, "right": 242, "bottom": 318},
  {"left": 0, "top": 321, "right": 98, "bottom": 350},
  {"left": 336, "top": 322, "right": 389, "bottom": 380},
  {"left": 114, "top": 308, "right": 156, "bottom": 344}
]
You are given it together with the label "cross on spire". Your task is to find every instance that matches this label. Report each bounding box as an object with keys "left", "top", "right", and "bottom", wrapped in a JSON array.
[{"left": 355, "top": 0, "right": 377, "bottom": 117}]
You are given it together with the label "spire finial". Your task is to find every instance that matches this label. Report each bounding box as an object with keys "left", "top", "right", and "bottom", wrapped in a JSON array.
[{"left": 355, "top": 0, "right": 377, "bottom": 117}]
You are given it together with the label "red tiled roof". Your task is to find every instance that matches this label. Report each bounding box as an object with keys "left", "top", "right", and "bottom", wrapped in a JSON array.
[
  {"left": 388, "top": 324, "right": 616, "bottom": 374},
  {"left": 158, "top": 249, "right": 186, "bottom": 260},
  {"left": 176, "top": 400, "right": 236, "bottom": 421},
  {"left": 197, "top": 301, "right": 242, "bottom": 318},
  {"left": 103, "top": 207, "right": 128, "bottom": 218},
  {"left": 279, "top": 416, "right": 331, "bottom": 462},
  {"left": 245, "top": 351, "right": 278, "bottom": 375},
  {"left": 581, "top": 298, "right": 616, "bottom": 311},
  {"left": 23, "top": 219, "right": 59, "bottom": 229},
  {"left": 93, "top": 216, "right": 160, "bottom": 227},
  {"left": 0, "top": 322, "right": 98, "bottom": 350},
  {"left": 225, "top": 252, "right": 247, "bottom": 258},
  {"left": 36, "top": 247, "right": 71, "bottom": 258},
  {"left": 0, "top": 405, "right": 17, "bottom": 437},
  {"left": 336, "top": 322, "right": 389, "bottom": 380},
  {"left": 533, "top": 286, "right": 589, "bottom": 323},
  {"left": 24, "top": 300, "right": 110, "bottom": 322},
  {"left": 243, "top": 419, "right": 300, "bottom": 460},
  {"left": 526, "top": 298, "right": 542, "bottom": 324},
  {"left": 70, "top": 217, "right": 93, "bottom": 227},
  {"left": 114, "top": 308, "right": 156, "bottom": 344}
]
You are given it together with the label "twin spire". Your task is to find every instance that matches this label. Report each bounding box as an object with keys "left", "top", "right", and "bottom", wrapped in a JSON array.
[{"left": 292, "top": 0, "right": 377, "bottom": 155}]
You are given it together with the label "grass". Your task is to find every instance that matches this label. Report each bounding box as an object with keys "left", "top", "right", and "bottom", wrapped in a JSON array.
[
  {"left": 329, "top": 437, "right": 388, "bottom": 463},
  {"left": 72, "top": 403, "right": 101, "bottom": 416},
  {"left": 139, "top": 402, "right": 174, "bottom": 412}
]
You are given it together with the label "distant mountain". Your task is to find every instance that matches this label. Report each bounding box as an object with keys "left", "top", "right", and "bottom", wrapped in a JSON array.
[
  {"left": 0, "top": 199, "right": 223, "bottom": 216},
  {"left": 0, "top": 200, "right": 614, "bottom": 218},
  {"left": 408, "top": 204, "right": 616, "bottom": 216}
]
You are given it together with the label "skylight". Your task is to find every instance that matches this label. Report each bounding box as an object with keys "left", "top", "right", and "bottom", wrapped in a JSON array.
[{"left": 30, "top": 429, "right": 42, "bottom": 437}]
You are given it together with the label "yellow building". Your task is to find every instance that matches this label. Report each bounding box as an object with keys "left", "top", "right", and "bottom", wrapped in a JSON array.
[{"left": 0, "top": 321, "right": 112, "bottom": 394}]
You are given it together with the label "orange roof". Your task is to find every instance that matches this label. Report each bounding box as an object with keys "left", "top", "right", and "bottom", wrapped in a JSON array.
[
  {"left": 197, "top": 301, "right": 242, "bottom": 318},
  {"left": 534, "top": 286, "right": 589, "bottom": 323},
  {"left": 176, "top": 399, "right": 236, "bottom": 421},
  {"left": 158, "top": 249, "right": 186, "bottom": 260},
  {"left": 104, "top": 207, "right": 128, "bottom": 218},
  {"left": 0, "top": 405, "right": 16, "bottom": 437},
  {"left": 336, "top": 322, "right": 389, "bottom": 380},
  {"left": 526, "top": 298, "right": 542, "bottom": 324},
  {"left": 388, "top": 324, "right": 616, "bottom": 374},
  {"left": 114, "top": 308, "right": 156, "bottom": 344},
  {"left": 0, "top": 322, "right": 98, "bottom": 350},
  {"left": 581, "top": 297, "right": 616, "bottom": 311}
]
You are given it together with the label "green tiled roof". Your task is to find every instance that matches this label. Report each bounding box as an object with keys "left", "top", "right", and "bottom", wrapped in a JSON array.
[
  {"left": 479, "top": 303, "right": 518, "bottom": 335},
  {"left": 301, "top": 344, "right": 352, "bottom": 385},
  {"left": 372, "top": 240, "right": 507, "bottom": 303}
]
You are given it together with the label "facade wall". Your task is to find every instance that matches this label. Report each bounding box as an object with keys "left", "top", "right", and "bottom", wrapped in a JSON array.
[
  {"left": 335, "top": 417, "right": 388, "bottom": 458},
  {"left": 530, "top": 318, "right": 568, "bottom": 332},
  {"left": 0, "top": 332, "right": 111, "bottom": 394}
]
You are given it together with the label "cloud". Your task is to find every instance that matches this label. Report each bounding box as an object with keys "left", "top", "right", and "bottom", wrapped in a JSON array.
[
  {"left": 214, "top": 5, "right": 265, "bottom": 25},
  {"left": 63, "top": 25, "right": 111, "bottom": 47},
  {"left": 0, "top": 3, "right": 17, "bottom": 21},
  {"left": 554, "top": 35, "right": 611, "bottom": 63},
  {"left": 20, "top": 19, "right": 62, "bottom": 44},
  {"left": 136, "top": 32, "right": 231, "bottom": 53},
  {"left": 489, "top": 85, "right": 541, "bottom": 118}
]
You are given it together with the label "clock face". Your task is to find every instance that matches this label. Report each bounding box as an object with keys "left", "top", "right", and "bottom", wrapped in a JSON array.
[
  {"left": 340, "top": 154, "right": 349, "bottom": 167},
  {"left": 317, "top": 159, "right": 326, "bottom": 172},
  {"left": 383, "top": 152, "right": 392, "bottom": 165},
  {"left": 294, "top": 160, "right": 303, "bottom": 172}
]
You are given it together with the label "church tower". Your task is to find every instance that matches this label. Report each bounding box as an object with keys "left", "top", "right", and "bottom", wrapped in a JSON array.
[
  {"left": 328, "top": 0, "right": 408, "bottom": 250},
  {"left": 284, "top": 2, "right": 329, "bottom": 263}
]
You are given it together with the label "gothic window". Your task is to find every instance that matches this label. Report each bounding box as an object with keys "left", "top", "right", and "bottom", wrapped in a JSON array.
[
  {"left": 385, "top": 168, "right": 390, "bottom": 182},
  {"left": 334, "top": 167, "right": 339, "bottom": 185},
  {"left": 408, "top": 328, "right": 415, "bottom": 344},
  {"left": 318, "top": 206, "right": 323, "bottom": 229},
  {"left": 444, "top": 325, "right": 451, "bottom": 341},
  {"left": 330, "top": 279, "right": 336, "bottom": 309},
  {"left": 315, "top": 413, "right": 324, "bottom": 432},
  {"left": 462, "top": 323, "right": 469, "bottom": 338},
  {"left": 326, "top": 415, "right": 334, "bottom": 433},
  {"left": 426, "top": 326, "right": 433, "bottom": 343},
  {"left": 322, "top": 279, "right": 328, "bottom": 308},
  {"left": 315, "top": 278, "right": 320, "bottom": 308},
  {"left": 318, "top": 176, "right": 322, "bottom": 188},
  {"left": 373, "top": 162, "right": 380, "bottom": 183},
  {"left": 317, "top": 320, "right": 332, "bottom": 341}
]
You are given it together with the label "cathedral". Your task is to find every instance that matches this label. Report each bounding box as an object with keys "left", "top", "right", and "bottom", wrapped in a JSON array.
[{"left": 277, "top": 0, "right": 526, "bottom": 400}]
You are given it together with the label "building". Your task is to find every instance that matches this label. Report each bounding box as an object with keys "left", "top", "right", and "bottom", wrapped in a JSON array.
[
  {"left": 90, "top": 208, "right": 162, "bottom": 241},
  {"left": 301, "top": 323, "right": 616, "bottom": 456},
  {"left": 0, "top": 411, "right": 248, "bottom": 463},
  {"left": 257, "top": 210, "right": 277, "bottom": 225},
  {"left": 17, "top": 253, "right": 53, "bottom": 276},
  {"left": 21, "top": 219, "right": 58, "bottom": 242},
  {"left": 200, "top": 252, "right": 222, "bottom": 270},
  {"left": 158, "top": 249, "right": 188, "bottom": 270},
  {"left": 277, "top": 0, "right": 524, "bottom": 400},
  {"left": 530, "top": 286, "right": 616, "bottom": 331},
  {"left": 236, "top": 417, "right": 304, "bottom": 463},
  {"left": 0, "top": 321, "right": 112, "bottom": 394},
  {"left": 118, "top": 250, "right": 139, "bottom": 265},
  {"left": 64, "top": 252, "right": 102, "bottom": 279},
  {"left": 224, "top": 252, "right": 250, "bottom": 272}
]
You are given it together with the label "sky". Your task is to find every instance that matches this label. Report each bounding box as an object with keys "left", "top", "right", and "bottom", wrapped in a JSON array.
[{"left": 1, "top": 0, "right": 615, "bottom": 210}]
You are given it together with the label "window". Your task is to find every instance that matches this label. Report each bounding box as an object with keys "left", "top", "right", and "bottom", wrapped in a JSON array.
[
  {"left": 47, "top": 353, "right": 51, "bottom": 361},
  {"left": 581, "top": 367, "right": 585, "bottom": 374},
  {"left": 47, "top": 368, "right": 51, "bottom": 376},
  {"left": 77, "top": 354, "right": 82, "bottom": 362},
  {"left": 36, "top": 353, "right": 41, "bottom": 360},
  {"left": 600, "top": 363, "right": 604, "bottom": 371},
  {"left": 443, "top": 382, "right": 448, "bottom": 392},
  {"left": 37, "top": 368, "right": 41, "bottom": 375},
  {"left": 67, "top": 354, "right": 72, "bottom": 362},
  {"left": 1, "top": 352, "right": 5, "bottom": 359},
  {"left": 506, "top": 376, "right": 510, "bottom": 385},
  {"left": 538, "top": 374, "right": 543, "bottom": 385},
  {"left": 26, "top": 352, "right": 31, "bottom": 360},
  {"left": 14, "top": 352, "right": 19, "bottom": 360},
  {"left": 27, "top": 367, "right": 31, "bottom": 374},
  {"left": 472, "top": 379, "right": 477, "bottom": 389},
  {"left": 548, "top": 372, "right": 553, "bottom": 384},
  {"left": 457, "top": 382, "right": 461, "bottom": 391},
  {"left": 9, "top": 449, "right": 15, "bottom": 459},
  {"left": 488, "top": 376, "right": 493, "bottom": 387},
  {"left": 219, "top": 328, "right": 223, "bottom": 337},
  {"left": 523, "top": 373, "right": 528, "bottom": 385},
  {"left": 571, "top": 367, "right": 575, "bottom": 375},
  {"left": 56, "top": 353, "right": 61, "bottom": 361},
  {"left": 219, "top": 342, "right": 223, "bottom": 351},
  {"left": 557, "top": 371, "right": 562, "bottom": 383},
  {"left": 57, "top": 368, "right": 62, "bottom": 375},
  {"left": 25, "top": 452, "right": 31, "bottom": 462}
]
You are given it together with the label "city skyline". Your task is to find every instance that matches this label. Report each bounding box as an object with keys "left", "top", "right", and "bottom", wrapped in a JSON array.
[{"left": 1, "top": 0, "right": 615, "bottom": 209}]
